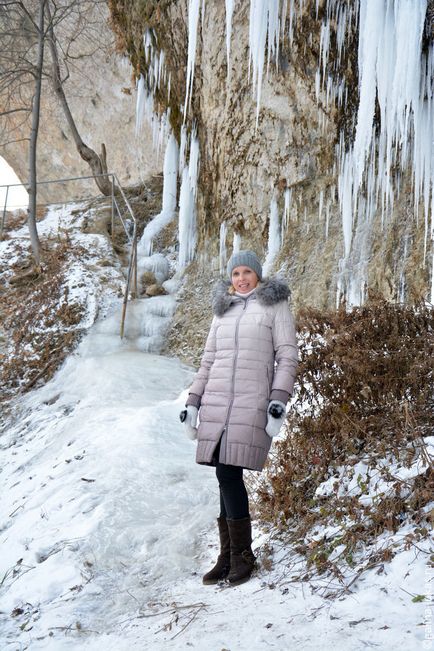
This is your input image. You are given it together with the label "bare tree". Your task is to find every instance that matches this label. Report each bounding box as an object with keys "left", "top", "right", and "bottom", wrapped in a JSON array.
[
  {"left": 27, "top": 0, "right": 46, "bottom": 267},
  {"left": 0, "top": 0, "right": 111, "bottom": 265},
  {"left": 45, "top": 1, "right": 111, "bottom": 196}
]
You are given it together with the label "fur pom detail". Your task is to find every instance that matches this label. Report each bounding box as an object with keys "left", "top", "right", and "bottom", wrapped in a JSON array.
[
  {"left": 212, "top": 280, "right": 234, "bottom": 316},
  {"left": 256, "top": 276, "right": 290, "bottom": 305}
]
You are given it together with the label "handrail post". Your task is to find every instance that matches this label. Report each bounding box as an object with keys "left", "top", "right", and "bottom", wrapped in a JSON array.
[
  {"left": 133, "top": 228, "right": 138, "bottom": 298},
  {"left": 110, "top": 175, "right": 115, "bottom": 241},
  {"left": 120, "top": 292, "right": 127, "bottom": 339},
  {"left": 0, "top": 185, "right": 9, "bottom": 239},
  {"left": 120, "top": 244, "right": 135, "bottom": 338},
  {"left": 114, "top": 172, "right": 138, "bottom": 336}
]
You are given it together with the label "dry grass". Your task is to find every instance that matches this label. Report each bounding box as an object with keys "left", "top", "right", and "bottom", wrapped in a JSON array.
[
  {"left": 163, "top": 262, "right": 215, "bottom": 366},
  {"left": 254, "top": 296, "right": 434, "bottom": 581},
  {"left": 0, "top": 239, "right": 88, "bottom": 403}
]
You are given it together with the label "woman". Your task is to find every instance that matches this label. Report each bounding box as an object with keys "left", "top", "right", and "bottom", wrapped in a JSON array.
[{"left": 180, "top": 250, "right": 298, "bottom": 586}]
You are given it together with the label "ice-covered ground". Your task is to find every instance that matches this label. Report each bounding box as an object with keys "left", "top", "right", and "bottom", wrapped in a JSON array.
[
  {"left": 0, "top": 304, "right": 430, "bottom": 651},
  {"left": 0, "top": 207, "right": 431, "bottom": 650},
  {"left": 0, "top": 305, "right": 215, "bottom": 646}
]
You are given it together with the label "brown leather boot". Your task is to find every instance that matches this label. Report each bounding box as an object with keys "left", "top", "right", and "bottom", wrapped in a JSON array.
[
  {"left": 227, "top": 516, "right": 256, "bottom": 586},
  {"left": 202, "top": 517, "right": 231, "bottom": 585}
]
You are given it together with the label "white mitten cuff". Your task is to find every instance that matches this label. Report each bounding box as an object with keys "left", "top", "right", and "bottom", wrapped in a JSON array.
[{"left": 184, "top": 405, "right": 198, "bottom": 440}]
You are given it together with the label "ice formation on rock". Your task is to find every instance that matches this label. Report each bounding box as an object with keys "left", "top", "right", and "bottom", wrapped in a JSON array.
[
  {"left": 139, "top": 133, "right": 179, "bottom": 257},
  {"left": 263, "top": 196, "right": 281, "bottom": 276},
  {"left": 178, "top": 130, "right": 200, "bottom": 269}
]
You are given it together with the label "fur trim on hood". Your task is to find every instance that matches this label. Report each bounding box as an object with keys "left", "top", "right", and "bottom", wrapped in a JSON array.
[{"left": 212, "top": 276, "right": 291, "bottom": 316}]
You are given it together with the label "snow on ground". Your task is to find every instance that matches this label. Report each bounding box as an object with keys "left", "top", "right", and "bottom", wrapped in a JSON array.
[
  {"left": 0, "top": 313, "right": 430, "bottom": 651},
  {"left": 0, "top": 202, "right": 125, "bottom": 327},
  {"left": 0, "top": 206, "right": 431, "bottom": 651}
]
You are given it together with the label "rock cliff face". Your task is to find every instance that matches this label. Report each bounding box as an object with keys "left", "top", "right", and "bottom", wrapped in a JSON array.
[
  {"left": 0, "top": 4, "right": 161, "bottom": 203},
  {"left": 109, "top": 0, "right": 434, "bottom": 309},
  {"left": 3, "top": 2, "right": 432, "bottom": 308}
]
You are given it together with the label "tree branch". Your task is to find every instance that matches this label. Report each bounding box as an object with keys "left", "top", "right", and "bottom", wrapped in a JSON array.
[
  {"left": 0, "top": 107, "right": 31, "bottom": 117},
  {"left": 0, "top": 137, "right": 30, "bottom": 146}
]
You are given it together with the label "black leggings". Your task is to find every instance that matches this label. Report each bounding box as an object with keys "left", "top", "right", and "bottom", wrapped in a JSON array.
[{"left": 215, "top": 460, "right": 249, "bottom": 520}]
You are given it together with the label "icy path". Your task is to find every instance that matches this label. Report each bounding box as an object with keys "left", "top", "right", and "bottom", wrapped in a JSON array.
[
  {"left": 0, "top": 306, "right": 216, "bottom": 648},
  {"left": 0, "top": 307, "right": 427, "bottom": 650}
]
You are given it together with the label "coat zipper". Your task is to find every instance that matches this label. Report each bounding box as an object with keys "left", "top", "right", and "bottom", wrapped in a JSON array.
[{"left": 222, "top": 295, "right": 250, "bottom": 462}]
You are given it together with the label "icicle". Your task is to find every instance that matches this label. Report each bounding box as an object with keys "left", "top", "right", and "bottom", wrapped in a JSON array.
[
  {"left": 178, "top": 167, "right": 196, "bottom": 269},
  {"left": 334, "top": 0, "right": 432, "bottom": 305},
  {"left": 219, "top": 221, "right": 228, "bottom": 275},
  {"left": 183, "top": 0, "right": 202, "bottom": 120},
  {"left": 233, "top": 232, "right": 241, "bottom": 253},
  {"left": 179, "top": 125, "right": 187, "bottom": 174},
  {"left": 288, "top": 0, "right": 294, "bottom": 45},
  {"left": 248, "top": 0, "right": 281, "bottom": 125},
  {"left": 135, "top": 75, "right": 146, "bottom": 135},
  {"left": 338, "top": 147, "right": 353, "bottom": 259},
  {"left": 263, "top": 196, "right": 281, "bottom": 276},
  {"left": 143, "top": 29, "right": 153, "bottom": 64},
  {"left": 325, "top": 198, "right": 330, "bottom": 239},
  {"left": 160, "top": 133, "right": 179, "bottom": 215},
  {"left": 178, "top": 129, "right": 200, "bottom": 270},
  {"left": 248, "top": 0, "right": 267, "bottom": 123},
  {"left": 266, "top": 1, "right": 280, "bottom": 72},
  {"left": 142, "top": 29, "right": 168, "bottom": 96},
  {"left": 188, "top": 128, "right": 200, "bottom": 198},
  {"left": 430, "top": 252, "right": 434, "bottom": 304},
  {"left": 352, "top": 0, "right": 384, "bottom": 191},
  {"left": 336, "top": 2, "right": 351, "bottom": 61},
  {"left": 316, "top": 0, "right": 356, "bottom": 102},
  {"left": 319, "top": 20, "right": 330, "bottom": 86},
  {"left": 139, "top": 133, "right": 179, "bottom": 256},
  {"left": 135, "top": 31, "right": 171, "bottom": 155},
  {"left": 149, "top": 108, "right": 171, "bottom": 163},
  {"left": 431, "top": 185, "right": 434, "bottom": 303},
  {"left": 282, "top": 187, "right": 292, "bottom": 236},
  {"left": 225, "top": 0, "right": 235, "bottom": 76},
  {"left": 158, "top": 51, "right": 165, "bottom": 87},
  {"left": 281, "top": 0, "right": 288, "bottom": 40},
  {"left": 318, "top": 189, "right": 324, "bottom": 223},
  {"left": 315, "top": 69, "right": 320, "bottom": 103}
]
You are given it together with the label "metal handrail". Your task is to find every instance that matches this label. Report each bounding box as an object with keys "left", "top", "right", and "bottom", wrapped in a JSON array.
[
  {"left": 0, "top": 172, "right": 138, "bottom": 338},
  {"left": 110, "top": 172, "right": 138, "bottom": 339}
]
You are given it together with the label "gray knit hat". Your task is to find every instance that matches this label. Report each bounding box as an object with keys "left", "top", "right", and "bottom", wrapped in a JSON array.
[{"left": 227, "top": 249, "right": 262, "bottom": 281}]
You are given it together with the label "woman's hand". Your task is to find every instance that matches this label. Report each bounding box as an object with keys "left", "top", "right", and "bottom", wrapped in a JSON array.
[
  {"left": 179, "top": 405, "right": 199, "bottom": 440},
  {"left": 265, "top": 400, "right": 286, "bottom": 438}
]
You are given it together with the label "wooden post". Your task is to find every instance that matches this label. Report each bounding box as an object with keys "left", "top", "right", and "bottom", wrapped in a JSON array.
[
  {"left": 133, "top": 230, "right": 138, "bottom": 298},
  {"left": 110, "top": 175, "right": 115, "bottom": 240},
  {"left": 120, "top": 257, "right": 133, "bottom": 339}
]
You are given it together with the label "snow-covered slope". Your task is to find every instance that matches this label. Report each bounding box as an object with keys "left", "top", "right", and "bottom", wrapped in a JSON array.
[
  {"left": 0, "top": 204, "right": 431, "bottom": 650},
  {"left": 0, "top": 325, "right": 430, "bottom": 651},
  {"left": 0, "top": 312, "right": 215, "bottom": 646}
]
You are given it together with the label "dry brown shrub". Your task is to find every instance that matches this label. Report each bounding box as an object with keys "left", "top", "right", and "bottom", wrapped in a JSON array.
[
  {"left": 256, "top": 296, "right": 434, "bottom": 575},
  {"left": 0, "top": 240, "right": 87, "bottom": 402}
]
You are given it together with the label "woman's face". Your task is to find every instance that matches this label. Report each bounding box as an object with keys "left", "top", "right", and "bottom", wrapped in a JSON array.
[{"left": 231, "top": 265, "right": 259, "bottom": 293}]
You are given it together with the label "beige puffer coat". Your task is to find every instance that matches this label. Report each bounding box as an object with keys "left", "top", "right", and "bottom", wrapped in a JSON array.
[{"left": 187, "top": 277, "right": 298, "bottom": 471}]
